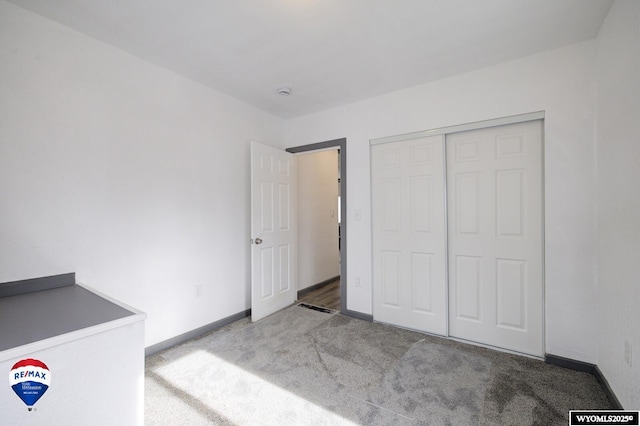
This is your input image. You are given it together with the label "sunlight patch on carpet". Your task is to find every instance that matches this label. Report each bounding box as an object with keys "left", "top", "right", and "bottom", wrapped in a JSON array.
[{"left": 153, "top": 349, "right": 358, "bottom": 425}]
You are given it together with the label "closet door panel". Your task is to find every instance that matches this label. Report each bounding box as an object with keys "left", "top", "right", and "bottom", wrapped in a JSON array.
[
  {"left": 372, "top": 136, "right": 447, "bottom": 335},
  {"left": 447, "top": 120, "right": 543, "bottom": 357}
]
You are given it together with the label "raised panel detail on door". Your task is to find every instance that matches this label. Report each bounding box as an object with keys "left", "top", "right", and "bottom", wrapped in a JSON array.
[
  {"left": 278, "top": 183, "right": 291, "bottom": 230},
  {"left": 411, "top": 175, "right": 432, "bottom": 233},
  {"left": 496, "top": 133, "right": 526, "bottom": 158},
  {"left": 372, "top": 135, "right": 447, "bottom": 335},
  {"left": 447, "top": 120, "right": 543, "bottom": 357},
  {"left": 456, "top": 173, "right": 481, "bottom": 235},
  {"left": 496, "top": 258, "right": 526, "bottom": 330},
  {"left": 382, "top": 250, "right": 401, "bottom": 308},
  {"left": 278, "top": 244, "right": 291, "bottom": 292},
  {"left": 411, "top": 144, "right": 432, "bottom": 165},
  {"left": 455, "top": 139, "right": 481, "bottom": 162},
  {"left": 454, "top": 255, "right": 482, "bottom": 322},
  {"left": 496, "top": 169, "right": 524, "bottom": 237},
  {"left": 260, "top": 182, "right": 274, "bottom": 232},
  {"left": 382, "top": 178, "right": 401, "bottom": 232},
  {"left": 382, "top": 150, "right": 401, "bottom": 168},
  {"left": 411, "top": 252, "right": 433, "bottom": 313},
  {"left": 278, "top": 158, "right": 290, "bottom": 176},
  {"left": 260, "top": 247, "right": 274, "bottom": 298}
]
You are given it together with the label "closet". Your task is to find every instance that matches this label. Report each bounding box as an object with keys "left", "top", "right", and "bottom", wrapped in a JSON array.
[{"left": 371, "top": 116, "right": 543, "bottom": 356}]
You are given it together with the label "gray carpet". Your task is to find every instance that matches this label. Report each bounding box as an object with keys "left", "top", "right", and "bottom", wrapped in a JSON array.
[{"left": 145, "top": 305, "right": 611, "bottom": 425}]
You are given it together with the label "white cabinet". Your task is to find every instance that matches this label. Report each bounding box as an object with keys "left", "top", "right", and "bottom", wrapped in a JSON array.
[{"left": 0, "top": 276, "right": 146, "bottom": 425}]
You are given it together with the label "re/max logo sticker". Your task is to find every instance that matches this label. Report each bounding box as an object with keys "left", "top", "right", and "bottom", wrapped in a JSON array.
[
  {"left": 12, "top": 370, "right": 47, "bottom": 380},
  {"left": 9, "top": 359, "right": 51, "bottom": 411}
]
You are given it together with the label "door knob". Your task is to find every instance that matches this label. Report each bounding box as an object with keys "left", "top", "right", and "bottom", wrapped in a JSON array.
[{"left": 254, "top": 238, "right": 263, "bottom": 245}]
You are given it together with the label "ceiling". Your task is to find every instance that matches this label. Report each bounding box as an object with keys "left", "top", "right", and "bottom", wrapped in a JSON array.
[{"left": 8, "top": 0, "right": 613, "bottom": 119}]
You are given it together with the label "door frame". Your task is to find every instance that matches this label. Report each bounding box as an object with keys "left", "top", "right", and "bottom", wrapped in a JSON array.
[
  {"left": 287, "top": 138, "right": 348, "bottom": 315},
  {"left": 371, "top": 112, "right": 545, "bottom": 145}
]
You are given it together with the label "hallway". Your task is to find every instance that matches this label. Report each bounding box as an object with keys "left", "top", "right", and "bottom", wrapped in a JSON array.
[{"left": 297, "top": 279, "right": 340, "bottom": 311}]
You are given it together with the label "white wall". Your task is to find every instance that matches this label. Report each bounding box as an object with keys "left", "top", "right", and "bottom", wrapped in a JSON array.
[
  {"left": 595, "top": 0, "right": 640, "bottom": 409},
  {"left": 285, "top": 41, "right": 599, "bottom": 363},
  {"left": 0, "top": 1, "right": 284, "bottom": 347},
  {"left": 296, "top": 150, "right": 340, "bottom": 291}
]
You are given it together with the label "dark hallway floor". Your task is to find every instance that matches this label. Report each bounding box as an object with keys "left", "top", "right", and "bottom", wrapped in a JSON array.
[{"left": 297, "top": 279, "right": 340, "bottom": 311}]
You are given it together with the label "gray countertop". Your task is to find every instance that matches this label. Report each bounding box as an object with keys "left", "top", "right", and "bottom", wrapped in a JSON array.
[{"left": 0, "top": 284, "right": 135, "bottom": 352}]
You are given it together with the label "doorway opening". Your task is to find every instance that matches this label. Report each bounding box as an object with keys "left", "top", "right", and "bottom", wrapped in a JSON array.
[{"left": 287, "top": 138, "right": 347, "bottom": 314}]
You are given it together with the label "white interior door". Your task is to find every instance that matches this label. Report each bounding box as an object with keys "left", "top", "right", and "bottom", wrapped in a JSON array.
[
  {"left": 250, "top": 142, "right": 297, "bottom": 322},
  {"left": 371, "top": 135, "right": 447, "bottom": 335},
  {"left": 447, "top": 120, "right": 543, "bottom": 356}
]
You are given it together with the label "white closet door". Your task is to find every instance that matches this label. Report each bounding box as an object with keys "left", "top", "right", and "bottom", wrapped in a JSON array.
[
  {"left": 372, "top": 135, "right": 447, "bottom": 335},
  {"left": 447, "top": 120, "right": 543, "bottom": 356}
]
